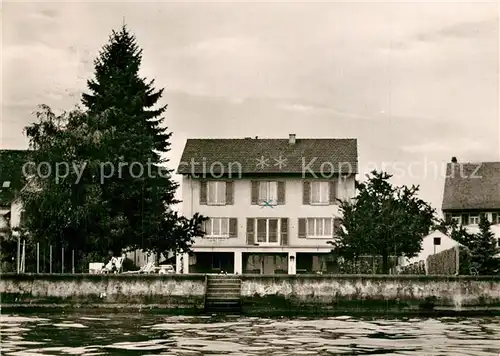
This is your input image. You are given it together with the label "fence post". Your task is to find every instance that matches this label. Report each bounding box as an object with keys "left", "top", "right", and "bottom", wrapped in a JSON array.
[
  {"left": 16, "top": 237, "right": 20, "bottom": 274},
  {"left": 37, "top": 243, "right": 40, "bottom": 273},
  {"left": 72, "top": 250, "right": 75, "bottom": 274},
  {"left": 49, "top": 245, "right": 52, "bottom": 273},
  {"left": 62, "top": 247, "right": 64, "bottom": 273},
  {"left": 21, "top": 240, "right": 26, "bottom": 273}
]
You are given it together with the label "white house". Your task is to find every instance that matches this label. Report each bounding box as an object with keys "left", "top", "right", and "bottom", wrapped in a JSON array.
[
  {"left": 0, "top": 150, "right": 29, "bottom": 237},
  {"left": 442, "top": 160, "right": 500, "bottom": 243},
  {"left": 400, "top": 230, "right": 459, "bottom": 269},
  {"left": 175, "top": 134, "right": 358, "bottom": 275}
]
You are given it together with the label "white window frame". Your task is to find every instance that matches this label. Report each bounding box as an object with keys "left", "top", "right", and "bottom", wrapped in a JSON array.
[
  {"left": 203, "top": 218, "right": 230, "bottom": 238},
  {"left": 207, "top": 181, "right": 226, "bottom": 205},
  {"left": 306, "top": 218, "right": 333, "bottom": 238},
  {"left": 310, "top": 181, "right": 329, "bottom": 205},
  {"left": 255, "top": 218, "right": 281, "bottom": 245},
  {"left": 469, "top": 215, "right": 480, "bottom": 225},
  {"left": 258, "top": 181, "right": 278, "bottom": 206}
]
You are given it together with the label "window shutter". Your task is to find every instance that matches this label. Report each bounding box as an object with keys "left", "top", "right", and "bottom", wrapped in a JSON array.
[
  {"left": 302, "top": 181, "right": 311, "bottom": 205},
  {"left": 229, "top": 218, "right": 238, "bottom": 238},
  {"left": 225, "top": 181, "right": 234, "bottom": 205},
  {"left": 298, "top": 218, "right": 306, "bottom": 238},
  {"left": 199, "top": 181, "right": 207, "bottom": 205},
  {"left": 480, "top": 212, "right": 487, "bottom": 223},
  {"left": 492, "top": 213, "right": 498, "bottom": 224},
  {"left": 280, "top": 218, "right": 288, "bottom": 246},
  {"left": 461, "top": 213, "right": 469, "bottom": 226},
  {"left": 277, "top": 181, "right": 286, "bottom": 205},
  {"left": 444, "top": 213, "right": 452, "bottom": 224},
  {"left": 246, "top": 218, "right": 255, "bottom": 245},
  {"left": 251, "top": 181, "right": 259, "bottom": 205},
  {"left": 329, "top": 179, "right": 338, "bottom": 204},
  {"left": 333, "top": 218, "right": 342, "bottom": 237}
]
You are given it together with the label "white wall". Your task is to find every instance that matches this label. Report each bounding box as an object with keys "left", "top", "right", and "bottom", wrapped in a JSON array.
[
  {"left": 402, "top": 230, "right": 459, "bottom": 267},
  {"left": 10, "top": 200, "right": 22, "bottom": 231},
  {"left": 182, "top": 175, "right": 356, "bottom": 248}
]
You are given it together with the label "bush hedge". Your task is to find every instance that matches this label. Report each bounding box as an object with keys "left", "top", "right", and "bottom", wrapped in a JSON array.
[{"left": 426, "top": 246, "right": 472, "bottom": 275}]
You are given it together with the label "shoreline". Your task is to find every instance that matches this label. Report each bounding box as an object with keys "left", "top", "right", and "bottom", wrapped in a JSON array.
[{"left": 2, "top": 273, "right": 499, "bottom": 317}]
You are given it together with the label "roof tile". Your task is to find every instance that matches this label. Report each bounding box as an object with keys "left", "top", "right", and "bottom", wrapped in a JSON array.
[
  {"left": 442, "top": 162, "right": 500, "bottom": 211},
  {"left": 177, "top": 138, "right": 358, "bottom": 175}
]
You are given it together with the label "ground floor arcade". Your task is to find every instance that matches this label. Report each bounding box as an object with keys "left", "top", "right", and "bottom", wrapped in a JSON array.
[{"left": 175, "top": 249, "right": 339, "bottom": 275}]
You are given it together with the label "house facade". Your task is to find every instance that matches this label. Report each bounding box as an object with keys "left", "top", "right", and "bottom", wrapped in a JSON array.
[
  {"left": 442, "top": 160, "right": 500, "bottom": 242},
  {"left": 399, "top": 230, "right": 459, "bottom": 269},
  {"left": 0, "top": 150, "right": 29, "bottom": 237},
  {"left": 175, "top": 134, "right": 358, "bottom": 275}
]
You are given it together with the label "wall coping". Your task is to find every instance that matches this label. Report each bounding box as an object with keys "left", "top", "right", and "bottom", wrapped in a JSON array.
[
  {"left": 1, "top": 273, "right": 499, "bottom": 282},
  {"left": 0, "top": 273, "right": 207, "bottom": 281},
  {"left": 238, "top": 274, "right": 500, "bottom": 281}
]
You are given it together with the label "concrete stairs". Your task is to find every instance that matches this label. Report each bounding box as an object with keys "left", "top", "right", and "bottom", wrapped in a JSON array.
[{"left": 204, "top": 275, "right": 242, "bottom": 314}]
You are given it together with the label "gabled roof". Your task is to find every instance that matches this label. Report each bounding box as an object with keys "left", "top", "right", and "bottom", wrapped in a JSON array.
[
  {"left": 442, "top": 162, "right": 500, "bottom": 211},
  {"left": 0, "top": 150, "right": 31, "bottom": 207},
  {"left": 177, "top": 137, "right": 358, "bottom": 175}
]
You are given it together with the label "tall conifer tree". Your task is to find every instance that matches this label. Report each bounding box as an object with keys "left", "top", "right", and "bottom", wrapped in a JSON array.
[{"left": 80, "top": 25, "right": 206, "bottom": 257}]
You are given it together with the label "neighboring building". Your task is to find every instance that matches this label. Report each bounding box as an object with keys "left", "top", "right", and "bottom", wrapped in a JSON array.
[
  {"left": 399, "top": 230, "right": 459, "bottom": 269},
  {"left": 0, "top": 150, "right": 30, "bottom": 237},
  {"left": 175, "top": 134, "right": 358, "bottom": 275},
  {"left": 442, "top": 159, "right": 500, "bottom": 242}
]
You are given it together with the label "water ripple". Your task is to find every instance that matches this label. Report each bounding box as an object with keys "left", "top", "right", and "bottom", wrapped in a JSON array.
[{"left": 0, "top": 312, "right": 499, "bottom": 355}]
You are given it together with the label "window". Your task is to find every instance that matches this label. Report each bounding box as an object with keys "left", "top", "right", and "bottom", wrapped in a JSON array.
[
  {"left": 207, "top": 181, "right": 226, "bottom": 205},
  {"left": 451, "top": 215, "right": 460, "bottom": 224},
  {"left": 469, "top": 215, "right": 480, "bottom": 225},
  {"left": 258, "top": 181, "right": 278, "bottom": 205},
  {"left": 311, "top": 181, "right": 329, "bottom": 204},
  {"left": 433, "top": 237, "right": 441, "bottom": 246},
  {"left": 256, "top": 218, "right": 280, "bottom": 244},
  {"left": 306, "top": 218, "right": 333, "bottom": 238},
  {"left": 203, "top": 218, "right": 230, "bottom": 238}
]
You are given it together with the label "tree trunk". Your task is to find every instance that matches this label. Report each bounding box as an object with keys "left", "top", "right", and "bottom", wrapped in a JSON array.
[{"left": 382, "top": 252, "right": 389, "bottom": 274}]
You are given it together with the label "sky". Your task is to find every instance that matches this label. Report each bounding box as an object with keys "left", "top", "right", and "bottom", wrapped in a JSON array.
[{"left": 2, "top": 1, "right": 499, "bottom": 214}]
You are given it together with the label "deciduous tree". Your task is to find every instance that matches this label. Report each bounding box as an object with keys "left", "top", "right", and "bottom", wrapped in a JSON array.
[{"left": 331, "top": 171, "right": 436, "bottom": 273}]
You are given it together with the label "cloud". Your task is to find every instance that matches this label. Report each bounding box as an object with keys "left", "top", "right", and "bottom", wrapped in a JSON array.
[
  {"left": 416, "top": 18, "right": 498, "bottom": 42},
  {"left": 401, "top": 139, "right": 490, "bottom": 154}
]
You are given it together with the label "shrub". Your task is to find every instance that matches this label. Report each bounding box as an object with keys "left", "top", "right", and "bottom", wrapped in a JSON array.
[{"left": 426, "top": 245, "right": 472, "bottom": 275}]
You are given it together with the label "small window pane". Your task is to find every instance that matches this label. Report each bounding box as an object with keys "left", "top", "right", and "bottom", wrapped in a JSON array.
[
  {"left": 268, "top": 182, "right": 278, "bottom": 204},
  {"left": 269, "top": 219, "right": 278, "bottom": 242},
  {"left": 311, "top": 182, "right": 321, "bottom": 203},
  {"left": 307, "top": 218, "right": 315, "bottom": 236},
  {"left": 324, "top": 219, "right": 332, "bottom": 236},
  {"left": 319, "top": 182, "right": 329, "bottom": 203},
  {"left": 216, "top": 182, "right": 226, "bottom": 204},
  {"left": 207, "top": 182, "right": 217, "bottom": 203},
  {"left": 204, "top": 219, "right": 212, "bottom": 236},
  {"left": 257, "top": 219, "right": 267, "bottom": 242},
  {"left": 221, "top": 218, "right": 229, "bottom": 236},
  {"left": 315, "top": 219, "right": 322, "bottom": 235},
  {"left": 259, "top": 182, "right": 267, "bottom": 202},
  {"left": 212, "top": 218, "right": 221, "bottom": 235}
]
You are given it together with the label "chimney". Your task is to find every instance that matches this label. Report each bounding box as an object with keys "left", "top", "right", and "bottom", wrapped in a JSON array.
[
  {"left": 451, "top": 157, "right": 458, "bottom": 163},
  {"left": 289, "top": 134, "right": 296, "bottom": 144}
]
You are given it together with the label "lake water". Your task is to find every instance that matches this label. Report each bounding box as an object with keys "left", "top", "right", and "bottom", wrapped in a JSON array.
[{"left": 1, "top": 311, "right": 499, "bottom": 355}]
